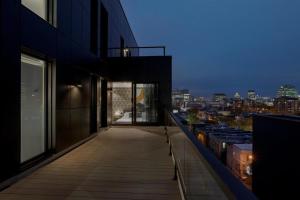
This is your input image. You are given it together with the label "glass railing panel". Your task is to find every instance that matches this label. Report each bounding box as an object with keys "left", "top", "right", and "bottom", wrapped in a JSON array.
[{"left": 166, "top": 111, "right": 257, "bottom": 200}]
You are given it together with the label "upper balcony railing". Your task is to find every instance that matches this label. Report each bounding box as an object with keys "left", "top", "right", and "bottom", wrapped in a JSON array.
[
  {"left": 165, "top": 110, "right": 257, "bottom": 200},
  {"left": 107, "top": 46, "right": 166, "bottom": 57}
]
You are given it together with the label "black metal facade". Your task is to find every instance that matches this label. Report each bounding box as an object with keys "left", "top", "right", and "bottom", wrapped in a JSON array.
[
  {"left": 253, "top": 115, "right": 300, "bottom": 199},
  {"left": 0, "top": 0, "right": 173, "bottom": 184}
]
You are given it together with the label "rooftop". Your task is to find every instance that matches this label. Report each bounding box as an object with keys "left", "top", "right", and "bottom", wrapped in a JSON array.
[{"left": 0, "top": 122, "right": 256, "bottom": 200}]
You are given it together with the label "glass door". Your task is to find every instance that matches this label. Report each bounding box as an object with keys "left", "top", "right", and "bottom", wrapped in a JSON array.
[
  {"left": 21, "top": 54, "right": 46, "bottom": 163},
  {"left": 135, "top": 84, "right": 158, "bottom": 123},
  {"left": 112, "top": 82, "right": 133, "bottom": 124}
]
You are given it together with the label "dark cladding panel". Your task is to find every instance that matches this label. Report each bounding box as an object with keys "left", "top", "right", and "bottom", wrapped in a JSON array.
[
  {"left": 56, "top": 66, "right": 91, "bottom": 152},
  {"left": 253, "top": 115, "right": 300, "bottom": 199},
  {"left": 0, "top": 0, "right": 21, "bottom": 182},
  {"left": 21, "top": 6, "right": 57, "bottom": 58},
  {"left": 71, "top": 1, "right": 83, "bottom": 46},
  {"left": 57, "top": 0, "right": 72, "bottom": 36},
  {"left": 101, "top": 0, "right": 137, "bottom": 49}
]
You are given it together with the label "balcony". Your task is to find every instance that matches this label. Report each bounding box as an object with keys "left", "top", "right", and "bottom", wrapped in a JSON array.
[
  {"left": 0, "top": 112, "right": 257, "bottom": 200},
  {"left": 107, "top": 46, "right": 167, "bottom": 57}
]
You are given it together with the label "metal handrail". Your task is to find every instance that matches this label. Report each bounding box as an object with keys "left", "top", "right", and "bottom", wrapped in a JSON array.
[{"left": 166, "top": 110, "right": 257, "bottom": 200}]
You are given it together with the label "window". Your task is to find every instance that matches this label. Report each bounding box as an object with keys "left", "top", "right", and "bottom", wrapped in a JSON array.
[
  {"left": 21, "top": 54, "right": 46, "bottom": 162},
  {"left": 22, "top": 0, "right": 47, "bottom": 19},
  {"left": 21, "top": 0, "right": 56, "bottom": 25}
]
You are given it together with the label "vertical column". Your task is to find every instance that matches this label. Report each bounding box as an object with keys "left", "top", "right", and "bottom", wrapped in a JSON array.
[{"left": 0, "top": 0, "right": 21, "bottom": 181}]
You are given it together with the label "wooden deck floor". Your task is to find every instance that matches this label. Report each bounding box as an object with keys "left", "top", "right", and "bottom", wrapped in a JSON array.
[{"left": 0, "top": 127, "right": 181, "bottom": 200}]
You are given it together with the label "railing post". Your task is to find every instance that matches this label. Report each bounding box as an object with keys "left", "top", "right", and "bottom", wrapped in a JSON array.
[
  {"left": 165, "top": 126, "right": 169, "bottom": 143},
  {"left": 173, "top": 163, "right": 178, "bottom": 181},
  {"left": 169, "top": 142, "right": 172, "bottom": 156}
]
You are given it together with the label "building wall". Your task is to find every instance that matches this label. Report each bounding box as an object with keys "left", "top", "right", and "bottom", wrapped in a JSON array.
[
  {"left": 0, "top": 0, "right": 137, "bottom": 182},
  {"left": 253, "top": 115, "right": 300, "bottom": 199},
  {"left": 101, "top": 0, "right": 137, "bottom": 49}
]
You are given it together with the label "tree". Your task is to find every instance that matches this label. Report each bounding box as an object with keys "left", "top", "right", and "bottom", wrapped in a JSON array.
[{"left": 187, "top": 108, "right": 198, "bottom": 132}]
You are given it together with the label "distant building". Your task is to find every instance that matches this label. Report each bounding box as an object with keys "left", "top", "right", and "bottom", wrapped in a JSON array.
[
  {"left": 274, "top": 97, "right": 299, "bottom": 114},
  {"left": 256, "top": 96, "right": 274, "bottom": 107},
  {"left": 276, "top": 84, "right": 298, "bottom": 98},
  {"left": 234, "top": 92, "right": 241, "bottom": 100},
  {"left": 233, "top": 98, "right": 243, "bottom": 112},
  {"left": 172, "top": 89, "right": 191, "bottom": 109},
  {"left": 207, "top": 130, "right": 252, "bottom": 163},
  {"left": 247, "top": 90, "right": 256, "bottom": 101},
  {"left": 184, "top": 93, "right": 192, "bottom": 103},
  {"left": 213, "top": 93, "right": 227, "bottom": 102},
  {"left": 194, "top": 96, "right": 205, "bottom": 103},
  {"left": 227, "top": 144, "right": 253, "bottom": 189},
  {"left": 253, "top": 115, "right": 300, "bottom": 199}
]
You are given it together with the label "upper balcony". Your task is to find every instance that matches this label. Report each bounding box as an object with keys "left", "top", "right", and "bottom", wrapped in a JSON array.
[
  {"left": 0, "top": 111, "right": 257, "bottom": 200},
  {"left": 107, "top": 46, "right": 167, "bottom": 58}
]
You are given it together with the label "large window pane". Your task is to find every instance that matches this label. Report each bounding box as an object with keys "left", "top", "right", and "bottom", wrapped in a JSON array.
[
  {"left": 136, "top": 84, "right": 158, "bottom": 123},
  {"left": 21, "top": 54, "right": 46, "bottom": 163},
  {"left": 112, "top": 82, "right": 132, "bottom": 124},
  {"left": 22, "top": 0, "right": 47, "bottom": 20}
]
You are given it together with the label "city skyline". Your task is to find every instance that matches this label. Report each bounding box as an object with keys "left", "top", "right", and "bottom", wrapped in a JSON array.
[
  {"left": 174, "top": 84, "right": 299, "bottom": 99},
  {"left": 121, "top": 0, "right": 300, "bottom": 97}
]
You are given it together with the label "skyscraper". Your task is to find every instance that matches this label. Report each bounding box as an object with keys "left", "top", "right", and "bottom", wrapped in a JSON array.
[
  {"left": 276, "top": 84, "right": 298, "bottom": 98},
  {"left": 234, "top": 92, "right": 241, "bottom": 100},
  {"left": 247, "top": 90, "right": 256, "bottom": 101},
  {"left": 213, "top": 93, "right": 227, "bottom": 102}
]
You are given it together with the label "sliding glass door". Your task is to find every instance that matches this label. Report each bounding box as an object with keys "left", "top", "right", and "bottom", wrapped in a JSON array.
[
  {"left": 110, "top": 82, "right": 158, "bottom": 125},
  {"left": 21, "top": 54, "right": 46, "bottom": 163},
  {"left": 135, "top": 84, "right": 158, "bottom": 123}
]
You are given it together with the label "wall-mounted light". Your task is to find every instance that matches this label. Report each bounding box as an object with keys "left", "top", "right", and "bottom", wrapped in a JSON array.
[
  {"left": 248, "top": 155, "right": 253, "bottom": 160},
  {"left": 68, "top": 84, "right": 82, "bottom": 89},
  {"left": 222, "top": 142, "right": 226, "bottom": 149}
]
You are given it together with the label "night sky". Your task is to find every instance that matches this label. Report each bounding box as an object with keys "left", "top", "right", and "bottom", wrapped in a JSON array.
[{"left": 120, "top": 0, "right": 300, "bottom": 98}]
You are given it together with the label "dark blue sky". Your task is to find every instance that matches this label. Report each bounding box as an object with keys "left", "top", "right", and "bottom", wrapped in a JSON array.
[{"left": 121, "top": 0, "right": 300, "bottom": 98}]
